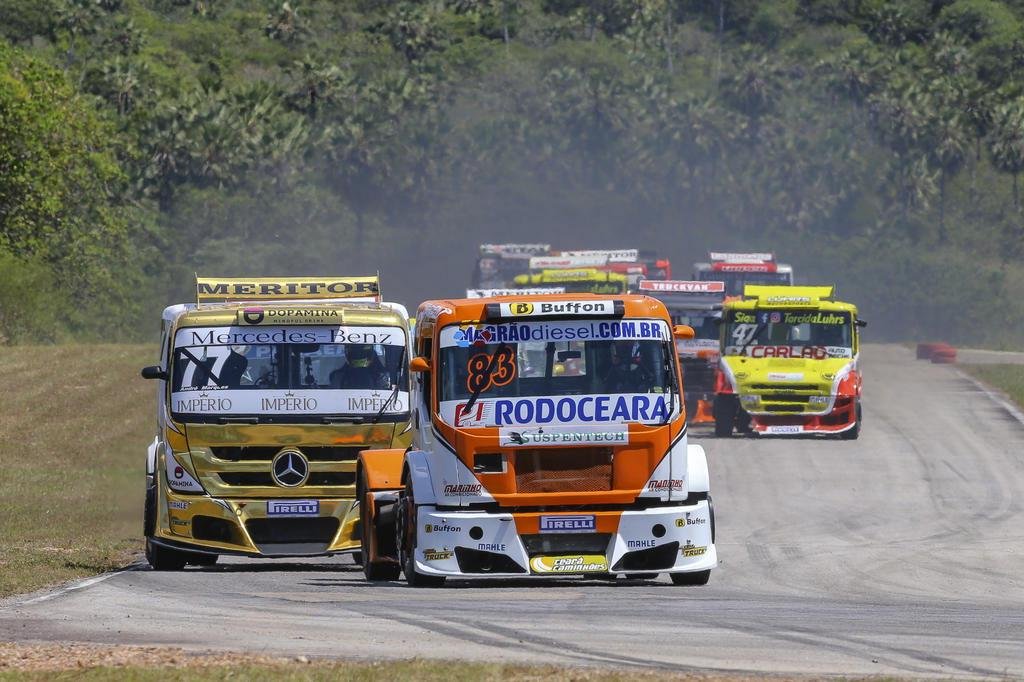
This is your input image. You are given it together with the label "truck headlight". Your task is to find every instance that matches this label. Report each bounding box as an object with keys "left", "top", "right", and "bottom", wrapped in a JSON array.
[
  {"left": 740, "top": 395, "right": 760, "bottom": 407},
  {"left": 808, "top": 395, "right": 830, "bottom": 406}
]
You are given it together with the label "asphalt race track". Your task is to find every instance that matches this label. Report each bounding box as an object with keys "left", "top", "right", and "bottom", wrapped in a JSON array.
[{"left": 3, "top": 344, "right": 1023, "bottom": 678}]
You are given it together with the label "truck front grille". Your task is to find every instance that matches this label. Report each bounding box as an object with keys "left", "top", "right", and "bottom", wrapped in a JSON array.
[
  {"left": 514, "top": 448, "right": 612, "bottom": 493},
  {"left": 520, "top": 533, "right": 612, "bottom": 556},
  {"left": 210, "top": 446, "right": 361, "bottom": 462}
]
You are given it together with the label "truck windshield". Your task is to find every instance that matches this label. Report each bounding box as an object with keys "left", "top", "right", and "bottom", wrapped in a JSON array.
[
  {"left": 696, "top": 271, "right": 792, "bottom": 296},
  {"left": 170, "top": 325, "right": 409, "bottom": 422},
  {"left": 723, "top": 310, "right": 853, "bottom": 359},
  {"left": 437, "top": 319, "right": 677, "bottom": 427}
]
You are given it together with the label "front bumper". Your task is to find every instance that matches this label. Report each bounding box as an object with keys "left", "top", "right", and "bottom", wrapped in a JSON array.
[
  {"left": 409, "top": 502, "right": 717, "bottom": 578},
  {"left": 155, "top": 487, "right": 360, "bottom": 557},
  {"left": 747, "top": 396, "right": 858, "bottom": 435}
]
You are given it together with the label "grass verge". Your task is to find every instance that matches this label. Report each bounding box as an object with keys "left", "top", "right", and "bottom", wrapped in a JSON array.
[
  {"left": 960, "top": 364, "right": 1024, "bottom": 408},
  {"left": 0, "top": 345, "right": 156, "bottom": 598},
  {"left": 0, "top": 643, "right": 845, "bottom": 681}
]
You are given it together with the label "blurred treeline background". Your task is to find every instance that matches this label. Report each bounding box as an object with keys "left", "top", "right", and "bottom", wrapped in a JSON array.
[{"left": 1, "top": 0, "right": 1023, "bottom": 346}]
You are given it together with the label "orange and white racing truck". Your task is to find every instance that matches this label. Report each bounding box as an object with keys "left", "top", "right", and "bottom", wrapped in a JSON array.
[
  {"left": 693, "top": 252, "right": 793, "bottom": 297},
  {"left": 637, "top": 280, "right": 726, "bottom": 424},
  {"left": 356, "top": 293, "right": 717, "bottom": 586}
]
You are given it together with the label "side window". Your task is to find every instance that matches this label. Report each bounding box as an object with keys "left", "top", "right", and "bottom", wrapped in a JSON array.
[{"left": 419, "top": 338, "right": 433, "bottom": 409}]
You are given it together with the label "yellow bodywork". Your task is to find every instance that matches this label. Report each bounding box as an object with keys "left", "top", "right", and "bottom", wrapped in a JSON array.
[
  {"left": 513, "top": 268, "right": 627, "bottom": 293},
  {"left": 721, "top": 286, "right": 861, "bottom": 416}
]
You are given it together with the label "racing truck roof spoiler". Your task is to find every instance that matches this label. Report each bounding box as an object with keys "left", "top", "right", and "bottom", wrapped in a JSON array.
[
  {"left": 479, "top": 243, "right": 551, "bottom": 257},
  {"left": 195, "top": 275, "right": 382, "bottom": 305},
  {"left": 559, "top": 249, "right": 639, "bottom": 263},
  {"left": 743, "top": 285, "right": 835, "bottom": 306},
  {"left": 466, "top": 287, "right": 566, "bottom": 298},
  {"left": 708, "top": 251, "right": 774, "bottom": 262}
]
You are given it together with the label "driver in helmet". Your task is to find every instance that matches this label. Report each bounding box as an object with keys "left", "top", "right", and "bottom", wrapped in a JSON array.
[
  {"left": 330, "top": 344, "right": 389, "bottom": 390},
  {"left": 603, "top": 340, "right": 652, "bottom": 393}
]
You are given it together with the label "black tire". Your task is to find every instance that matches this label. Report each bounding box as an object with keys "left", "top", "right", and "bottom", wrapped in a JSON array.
[
  {"left": 840, "top": 400, "right": 862, "bottom": 440},
  {"left": 708, "top": 494, "right": 716, "bottom": 544},
  {"left": 143, "top": 483, "right": 189, "bottom": 570},
  {"left": 670, "top": 570, "right": 711, "bottom": 586},
  {"left": 145, "top": 537, "right": 189, "bottom": 571},
  {"left": 358, "top": 466, "right": 401, "bottom": 581},
  {"left": 352, "top": 551, "right": 363, "bottom": 567},
  {"left": 713, "top": 395, "right": 736, "bottom": 437},
  {"left": 188, "top": 553, "right": 218, "bottom": 567},
  {"left": 397, "top": 477, "right": 445, "bottom": 587}
]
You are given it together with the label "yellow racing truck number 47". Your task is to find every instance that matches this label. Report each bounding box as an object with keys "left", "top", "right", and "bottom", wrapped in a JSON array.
[
  {"left": 714, "top": 285, "right": 866, "bottom": 439},
  {"left": 140, "top": 276, "right": 412, "bottom": 569}
]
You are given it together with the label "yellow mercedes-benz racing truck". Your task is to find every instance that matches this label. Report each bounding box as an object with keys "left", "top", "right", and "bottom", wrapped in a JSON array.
[
  {"left": 140, "top": 276, "right": 412, "bottom": 569},
  {"left": 714, "top": 285, "right": 865, "bottom": 439}
]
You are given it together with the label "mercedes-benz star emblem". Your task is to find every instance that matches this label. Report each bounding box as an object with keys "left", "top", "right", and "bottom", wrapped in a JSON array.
[{"left": 271, "top": 449, "right": 309, "bottom": 487}]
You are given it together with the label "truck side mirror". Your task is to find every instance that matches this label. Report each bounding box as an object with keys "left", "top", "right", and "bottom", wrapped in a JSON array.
[
  {"left": 141, "top": 365, "right": 168, "bottom": 380},
  {"left": 409, "top": 356, "right": 431, "bottom": 373},
  {"left": 856, "top": 319, "right": 867, "bottom": 328},
  {"left": 673, "top": 325, "right": 695, "bottom": 340}
]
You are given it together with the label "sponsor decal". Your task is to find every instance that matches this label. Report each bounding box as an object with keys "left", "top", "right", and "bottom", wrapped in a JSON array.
[
  {"left": 422, "top": 548, "right": 454, "bottom": 561},
  {"left": 443, "top": 483, "right": 482, "bottom": 497},
  {"left": 766, "top": 295, "right": 811, "bottom": 304},
  {"left": 561, "top": 249, "right": 638, "bottom": 262},
  {"left": 168, "top": 500, "right": 189, "bottom": 510},
  {"left": 626, "top": 540, "right": 656, "bottom": 549},
  {"left": 237, "top": 308, "right": 343, "bottom": 326},
  {"left": 529, "top": 255, "right": 608, "bottom": 269},
  {"left": 765, "top": 425, "right": 802, "bottom": 434},
  {"left": 709, "top": 252, "right": 774, "bottom": 262},
  {"left": 498, "top": 300, "right": 616, "bottom": 318},
  {"left": 677, "top": 513, "right": 707, "bottom": 527},
  {"left": 477, "top": 543, "right": 507, "bottom": 552},
  {"left": 499, "top": 425, "right": 628, "bottom": 447},
  {"left": 174, "top": 466, "right": 185, "bottom": 480},
  {"left": 638, "top": 280, "right": 725, "bottom": 293},
  {"left": 481, "top": 243, "right": 550, "bottom": 256},
  {"left": 170, "top": 518, "right": 190, "bottom": 527},
  {"left": 267, "top": 500, "right": 320, "bottom": 516},
  {"left": 645, "top": 479, "right": 685, "bottom": 493},
  {"left": 767, "top": 372, "right": 804, "bottom": 381},
  {"left": 196, "top": 276, "right": 379, "bottom": 301},
  {"left": 454, "top": 401, "right": 492, "bottom": 426},
  {"left": 539, "top": 514, "right": 596, "bottom": 533},
  {"left": 466, "top": 288, "right": 564, "bottom": 298},
  {"left": 493, "top": 394, "right": 670, "bottom": 426},
  {"left": 681, "top": 541, "right": 708, "bottom": 558},
  {"left": 177, "top": 325, "right": 402, "bottom": 348},
  {"left": 727, "top": 345, "right": 831, "bottom": 360},
  {"left": 171, "top": 388, "right": 408, "bottom": 416},
  {"left": 530, "top": 555, "right": 609, "bottom": 574},
  {"left": 424, "top": 523, "right": 462, "bottom": 534},
  {"left": 447, "top": 320, "right": 667, "bottom": 348},
  {"left": 714, "top": 262, "right": 774, "bottom": 272}
]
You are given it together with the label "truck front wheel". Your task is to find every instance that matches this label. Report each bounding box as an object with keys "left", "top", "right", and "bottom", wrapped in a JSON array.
[
  {"left": 397, "top": 478, "right": 445, "bottom": 588},
  {"left": 143, "top": 483, "right": 188, "bottom": 570}
]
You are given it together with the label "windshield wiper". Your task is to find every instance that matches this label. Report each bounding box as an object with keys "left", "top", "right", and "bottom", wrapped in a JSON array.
[
  {"left": 461, "top": 342, "right": 509, "bottom": 418},
  {"left": 217, "top": 416, "right": 260, "bottom": 424},
  {"left": 321, "top": 415, "right": 367, "bottom": 424},
  {"left": 372, "top": 347, "right": 406, "bottom": 424}
]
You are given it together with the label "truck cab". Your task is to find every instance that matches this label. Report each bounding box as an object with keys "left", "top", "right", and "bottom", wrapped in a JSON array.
[
  {"left": 140, "top": 276, "right": 413, "bottom": 569},
  {"left": 693, "top": 252, "right": 794, "bottom": 297},
  {"left": 357, "top": 294, "right": 718, "bottom": 586},
  {"left": 714, "top": 285, "right": 865, "bottom": 438}
]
